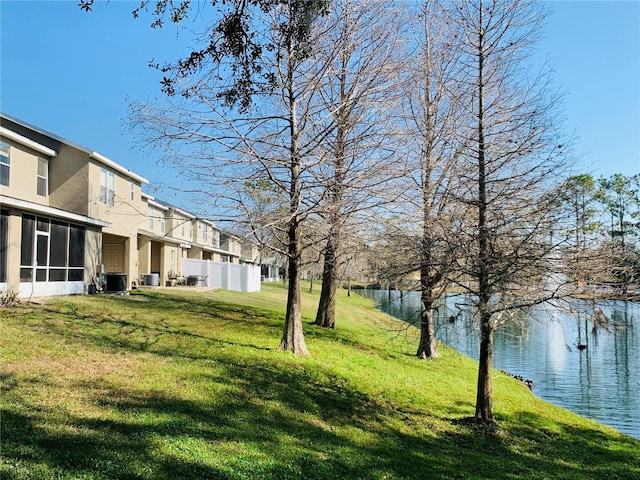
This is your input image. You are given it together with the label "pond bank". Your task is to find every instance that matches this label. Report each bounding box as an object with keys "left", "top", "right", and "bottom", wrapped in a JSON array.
[{"left": 358, "top": 288, "right": 640, "bottom": 439}]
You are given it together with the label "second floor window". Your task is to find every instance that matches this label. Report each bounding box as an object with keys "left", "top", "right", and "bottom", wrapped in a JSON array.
[
  {"left": 0, "top": 141, "right": 10, "bottom": 187},
  {"left": 37, "top": 158, "right": 48, "bottom": 196},
  {"left": 99, "top": 168, "right": 115, "bottom": 206},
  {"left": 203, "top": 224, "right": 208, "bottom": 243},
  {"left": 149, "top": 206, "right": 154, "bottom": 230}
]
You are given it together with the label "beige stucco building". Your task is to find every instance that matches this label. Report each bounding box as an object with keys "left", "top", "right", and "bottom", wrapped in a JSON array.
[{"left": 0, "top": 113, "right": 260, "bottom": 298}]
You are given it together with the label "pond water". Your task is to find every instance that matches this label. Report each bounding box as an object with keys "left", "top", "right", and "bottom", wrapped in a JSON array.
[{"left": 357, "top": 288, "right": 639, "bottom": 439}]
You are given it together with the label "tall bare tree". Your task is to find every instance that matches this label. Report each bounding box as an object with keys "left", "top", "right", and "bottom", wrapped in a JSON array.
[
  {"left": 400, "top": 0, "right": 468, "bottom": 359},
  {"left": 131, "top": 1, "right": 335, "bottom": 355},
  {"left": 446, "top": 0, "right": 570, "bottom": 422},
  {"left": 308, "top": 0, "right": 406, "bottom": 328}
]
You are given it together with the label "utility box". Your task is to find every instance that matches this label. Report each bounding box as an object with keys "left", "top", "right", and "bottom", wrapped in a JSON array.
[
  {"left": 142, "top": 273, "right": 160, "bottom": 287},
  {"left": 104, "top": 273, "right": 127, "bottom": 293}
]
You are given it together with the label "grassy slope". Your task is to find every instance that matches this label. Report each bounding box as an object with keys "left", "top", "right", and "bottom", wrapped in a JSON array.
[{"left": 1, "top": 283, "right": 638, "bottom": 480}]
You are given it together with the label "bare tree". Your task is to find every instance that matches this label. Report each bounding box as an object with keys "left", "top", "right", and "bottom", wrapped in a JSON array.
[
  {"left": 368, "top": 215, "right": 422, "bottom": 292},
  {"left": 307, "top": 0, "right": 407, "bottom": 328},
  {"left": 131, "top": 1, "right": 337, "bottom": 355},
  {"left": 399, "top": 0, "right": 468, "bottom": 359},
  {"left": 446, "top": 0, "right": 571, "bottom": 422}
]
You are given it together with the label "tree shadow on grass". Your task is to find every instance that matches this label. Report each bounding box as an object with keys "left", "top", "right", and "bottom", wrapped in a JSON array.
[
  {"left": 2, "top": 358, "right": 414, "bottom": 479},
  {"left": 34, "top": 291, "right": 401, "bottom": 365},
  {"left": 31, "top": 292, "right": 284, "bottom": 358},
  {"left": 3, "top": 293, "right": 639, "bottom": 479},
  {"left": 4, "top": 354, "right": 640, "bottom": 479},
  {"left": 496, "top": 410, "right": 640, "bottom": 479}
]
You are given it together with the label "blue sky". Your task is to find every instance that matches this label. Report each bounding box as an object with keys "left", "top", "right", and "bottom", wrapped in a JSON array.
[{"left": 1, "top": 0, "right": 639, "bottom": 191}]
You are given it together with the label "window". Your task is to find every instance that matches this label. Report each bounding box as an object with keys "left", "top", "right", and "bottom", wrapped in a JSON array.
[
  {"left": 203, "top": 224, "right": 208, "bottom": 243},
  {"left": 149, "top": 206, "right": 154, "bottom": 230},
  {"left": 68, "top": 225, "right": 85, "bottom": 268},
  {"left": 181, "top": 221, "right": 185, "bottom": 237},
  {"left": 20, "top": 215, "right": 35, "bottom": 281},
  {"left": 50, "top": 220, "right": 68, "bottom": 267},
  {"left": 37, "top": 157, "right": 48, "bottom": 196},
  {"left": 130, "top": 182, "right": 135, "bottom": 201},
  {"left": 20, "top": 214, "right": 85, "bottom": 282},
  {"left": 0, "top": 141, "right": 10, "bottom": 186},
  {"left": 160, "top": 214, "right": 165, "bottom": 234},
  {"left": 99, "top": 168, "right": 115, "bottom": 206}
]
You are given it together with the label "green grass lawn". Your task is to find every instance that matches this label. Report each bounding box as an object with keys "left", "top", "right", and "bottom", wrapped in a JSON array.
[{"left": 1, "top": 283, "right": 638, "bottom": 479}]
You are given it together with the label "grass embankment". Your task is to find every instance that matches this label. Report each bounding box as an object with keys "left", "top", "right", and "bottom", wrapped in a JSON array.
[{"left": 1, "top": 283, "right": 638, "bottom": 480}]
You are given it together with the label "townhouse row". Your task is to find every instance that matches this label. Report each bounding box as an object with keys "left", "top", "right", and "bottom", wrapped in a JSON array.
[{"left": 0, "top": 113, "right": 264, "bottom": 298}]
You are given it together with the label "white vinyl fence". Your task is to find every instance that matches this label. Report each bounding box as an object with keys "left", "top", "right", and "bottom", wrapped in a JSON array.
[{"left": 181, "top": 259, "right": 261, "bottom": 292}]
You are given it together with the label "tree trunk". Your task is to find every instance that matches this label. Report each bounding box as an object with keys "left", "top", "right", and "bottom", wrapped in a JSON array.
[
  {"left": 279, "top": 216, "right": 310, "bottom": 355},
  {"left": 315, "top": 234, "right": 338, "bottom": 328},
  {"left": 417, "top": 288, "right": 440, "bottom": 359},
  {"left": 314, "top": 16, "right": 349, "bottom": 329},
  {"left": 474, "top": 2, "right": 493, "bottom": 421},
  {"left": 415, "top": 9, "right": 441, "bottom": 360},
  {"left": 278, "top": 30, "right": 309, "bottom": 356},
  {"left": 475, "top": 314, "right": 494, "bottom": 422},
  {"left": 417, "top": 224, "right": 440, "bottom": 358}
]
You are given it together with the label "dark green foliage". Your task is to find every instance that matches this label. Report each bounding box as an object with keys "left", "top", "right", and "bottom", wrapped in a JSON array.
[{"left": 79, "top": 0, "right": 328, "bottom": 111}]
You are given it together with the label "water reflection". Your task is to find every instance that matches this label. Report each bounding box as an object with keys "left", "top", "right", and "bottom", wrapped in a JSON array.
[{"left": 357, "top": 288, "right": 639, "bottom": 439}]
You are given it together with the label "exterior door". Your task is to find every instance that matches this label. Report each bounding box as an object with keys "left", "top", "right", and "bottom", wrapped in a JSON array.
[{"left": 103, "top": 243, "right": 124, "bottom": 273}]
